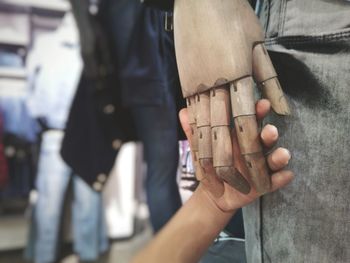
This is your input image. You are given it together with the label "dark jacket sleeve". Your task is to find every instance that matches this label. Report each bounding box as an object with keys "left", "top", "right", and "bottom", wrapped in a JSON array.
[{"left": 143, "top": 0, "right": 174, "bottom": 11}]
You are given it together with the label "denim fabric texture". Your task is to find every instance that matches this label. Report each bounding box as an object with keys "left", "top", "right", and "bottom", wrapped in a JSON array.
[
  {"left": 244, "top": 1, "right": 350, "bottom": 262},
  {"left": 25, "top": 131, "right": 108, "bottom": 263},
  {"left": 1, "top": 134, "right": 35, "bottom": 197},
  {"left": 103, "top": 0, "right": 168, "bottom": 107},
  {"left": 130, "top": 68, "right": 181, "bottom": 232},
  {"left": 101, "top": 0, "right": 182, "bottom": 232},
  {"left": 0, "top": 96, "right": 39, "bottom": 142},
  {"left": 200, "top": 236, "right": 246, "bottom": 263}
]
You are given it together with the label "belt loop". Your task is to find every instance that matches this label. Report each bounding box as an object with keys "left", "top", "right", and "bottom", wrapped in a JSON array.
[{"left": 165, "top": 12, "right": 173, "bottom": 32}]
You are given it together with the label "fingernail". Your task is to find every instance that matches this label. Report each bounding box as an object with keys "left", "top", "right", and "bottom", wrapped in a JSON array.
[
  {"left": 282, "top": 148, "right": 292, "bottom": 164},
  {"left": 262, "top": 124, "right": 278, "bottom": 140},
  {"left": 268, "top": 124, "right": 278, "bottom": 137},
  {"left": 285, "top": 149, "right": 292, "bottom": 160},
  {"left": 272, "top": 148, "right": 291, "bottom": 166}
]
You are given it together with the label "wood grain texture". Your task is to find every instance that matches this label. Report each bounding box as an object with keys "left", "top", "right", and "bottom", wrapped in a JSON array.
[
  {"left": 230, "top": 77, "right": 256, "bottom": 117},
  {"left": 261, "top": 78, "right": 291, "bottom": 115},
  {"left": 210, "top": 87, "right": 231, "bottom": 127},
  {"left": 211, "top": 126, "right": 233, "bottom": 167},
  {"left": 197, "top": 92, "right": 213, "bottom": 160},
  {"left": 174, "top": 0, "right": 264, "bottom": 97},
  {"left": 252, "top": 44, "right": 277, "bottom": 81},
  {"left": 243, "top": 152, "right": 271, "bottom": 194},
  {"left": 196, "top": 92, "right": 211, "bottom": 127},
  {"left": 253, "top": 43, "right": 291, "bottom": 115},
  {"left": 186, "top": 96, "right": 196, "bottom": 124},
  {"left": 234, "top": 115, "right": 271, "bottom": 194},
  {"left": 234, "top": 115, "right": 262, "bottom": 155},
  {"left": 198, "top": 126, "right": 212, "bottom": 160}
]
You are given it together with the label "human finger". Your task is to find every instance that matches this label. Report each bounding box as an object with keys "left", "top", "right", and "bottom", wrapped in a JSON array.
[
  {"left": 267, "top": 147, "right": 291, "bottom": 172},
  {"left": 179, "top": 108, "right": 192, "bottom": 144},
  {"left": 260, "top": 124, "right": 279, "bottom": 148},
  {"left": 256, "top": 99, "right": 271, "bottom": 120},
  {"left": 270, "top": 170, "right": 294, "bottom": 192}
]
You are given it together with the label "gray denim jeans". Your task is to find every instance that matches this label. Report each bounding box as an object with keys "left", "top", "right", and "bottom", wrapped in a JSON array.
[{"left": 244, "top": 1, "right": 350, "bottom": 262}]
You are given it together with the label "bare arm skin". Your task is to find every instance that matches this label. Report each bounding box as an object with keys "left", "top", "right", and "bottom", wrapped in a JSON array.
[{"left": 131, "top": 185, "right": 235, "bottom": 263}]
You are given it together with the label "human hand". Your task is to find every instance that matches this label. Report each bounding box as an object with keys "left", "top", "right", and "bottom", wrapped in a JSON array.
[
  {"left": 179, "top": 99, "right": 294, "bottom": 212},
  {"left": 174, "top": 0, "right": 290, "bottom": 195}
]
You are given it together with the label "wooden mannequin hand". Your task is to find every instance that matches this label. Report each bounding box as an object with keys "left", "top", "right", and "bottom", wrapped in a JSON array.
[
  {"left": 179, "top": 99, "right": 294, "bottom": 212},
  {"left": 174, "top": 0, "right": 290, "bottom": 195}
]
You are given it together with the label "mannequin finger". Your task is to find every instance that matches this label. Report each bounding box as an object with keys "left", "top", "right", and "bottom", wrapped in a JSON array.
[
  {"left": 253, "top": 43, "right": 290, "bottom": 115},
  {"left": 187, "top": 96, "right": 203, "bottom": 180},
  {"left": 196, "top": 92, "right": 225, "bottom": 197},
  {"left": 210, "top": 86, "right": 250, "bottom": 194},
  {"left": 187, "top": 96, "right": 198, "bottom": 151},
  {"left": 230, "top": 77, "right": 271, "bottom": 194},
  {"left": 196, "top": 92, "right": 213, "bottom": 172}
]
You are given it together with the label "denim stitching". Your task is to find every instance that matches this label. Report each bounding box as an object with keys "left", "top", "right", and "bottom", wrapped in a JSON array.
[
  {"left": 278, "top": 0, "right": 287, "bottom": 36},
  {"left": 265, "top": 30, "right": 350, "bottom": 46},
  {"left": 265, "top": 0, "right": 271, "bottom": 36}
]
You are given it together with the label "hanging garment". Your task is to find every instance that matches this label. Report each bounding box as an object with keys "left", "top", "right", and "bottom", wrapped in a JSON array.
[
  {"left": 100, "top": 0, "right": 183, "bottom": 231},
  {"left": 0, "top": 111, "right": 8, "bottom": 189},
  {"left": 24, "top": 13, "right": 109, "bottom": 262},
  {"left": 1, "top": 133, "right": 35, "bottom": 197},
  {"left": 0, "top": 96, "right": 39, "bottom": 143},
  {"left": 25, "top": 131, "right": 108, "bottom": 263},
  {"left": 26, "top": 13, "right": 82, "bottom": 130}
]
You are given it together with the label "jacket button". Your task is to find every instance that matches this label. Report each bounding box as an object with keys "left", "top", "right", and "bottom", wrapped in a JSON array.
[
  {"left": 103, "top": 104, "right": 115, "bottom": 114},
  {"left": 89, "top": 5, "right": 98, "bottom": 15},
  {"left": 93, "top": 181, "right": 103, "bottom": 192},
  {"left": 112, "top": 139, "right": 122, "bottom": 150},
  {"left": 97, "top": 173, "right": 107, "bottom": 183},
  {"left": 5, "top": 146, "right": 16, "bottom": 157}
]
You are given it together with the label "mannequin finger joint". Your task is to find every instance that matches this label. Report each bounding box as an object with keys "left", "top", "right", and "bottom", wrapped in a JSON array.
[
  {"left": 230, "top": 77, "right": 256, "bottom": 117},
  {"left": 243, "top": 152, "right": 271, "bottom": 194},
  {"left": 234, "top": 116, "right": 262, "bottom": 155}
]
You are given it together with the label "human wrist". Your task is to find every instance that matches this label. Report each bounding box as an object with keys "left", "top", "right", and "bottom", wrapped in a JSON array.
[{"left": 193, "top": 185, "right": 237, "bottom": 232}]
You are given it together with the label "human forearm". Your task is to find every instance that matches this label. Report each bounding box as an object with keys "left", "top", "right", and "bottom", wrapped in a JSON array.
[{"left": 131, "top": 185, "right": 235, "bottom": 263}]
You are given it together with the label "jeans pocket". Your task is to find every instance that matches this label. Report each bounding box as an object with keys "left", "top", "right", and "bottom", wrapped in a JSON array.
[
  {"left": 282, "top": 0, "right": 350, "bottom": 37},
  {"left": 265, "top": 29, "right": 350, "bottom": 50},
  {"left": 259, "top": 0, "right": 350, "bottom": 38}
]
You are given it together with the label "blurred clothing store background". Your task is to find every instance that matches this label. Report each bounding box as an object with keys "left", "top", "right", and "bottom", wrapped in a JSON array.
[
  {"left": 0, "top": 0, "right": 246, "bottom": 262},
  {"left": 0, "top": 1, "right": 148, "bottom": 262}
]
